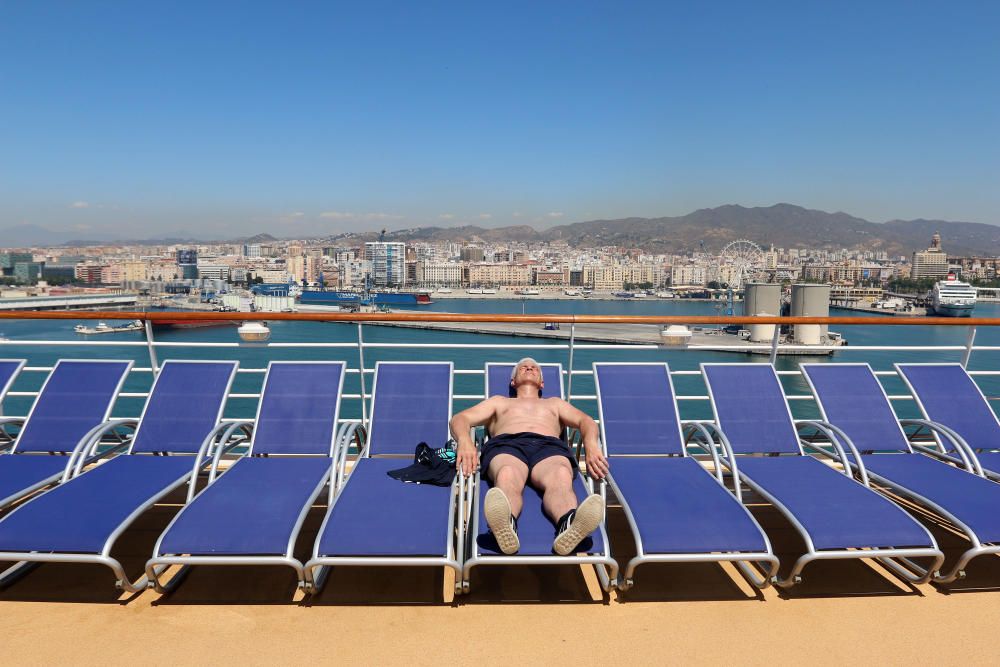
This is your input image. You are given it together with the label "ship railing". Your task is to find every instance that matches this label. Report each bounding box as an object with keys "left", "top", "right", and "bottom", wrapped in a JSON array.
[{"left": 0, "top": 311, "right": 998, "bottom": 430}]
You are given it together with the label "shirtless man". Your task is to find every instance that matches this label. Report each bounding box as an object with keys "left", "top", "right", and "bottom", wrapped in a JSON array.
[{"left": 450, "top": 358, "right": 610, "bottom": 556}]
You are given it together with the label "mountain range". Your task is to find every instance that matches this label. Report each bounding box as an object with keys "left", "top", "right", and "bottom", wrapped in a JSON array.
[
  {"left": 3, "top": 204, "right": 998, "bottom": 255},
  {"left": 346, "top": 204, "right": 1000, "bottom": 256}
]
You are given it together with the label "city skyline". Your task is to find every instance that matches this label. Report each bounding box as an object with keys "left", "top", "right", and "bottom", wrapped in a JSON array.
[{"left": 2, "top": 2, "right": 998, "bottom": 238}]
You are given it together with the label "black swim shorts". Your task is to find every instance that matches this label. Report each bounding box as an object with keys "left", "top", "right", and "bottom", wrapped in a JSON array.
[{"left": 480, "top": 432, "right": 577, "bottom": 478}]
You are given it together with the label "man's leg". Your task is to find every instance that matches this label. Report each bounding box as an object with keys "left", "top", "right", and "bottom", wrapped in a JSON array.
[
  {"left": 530, "top": 455, "right": 605, "bottom": 556},
  {"left": 529, "top": 455, "right": 577, "bottom": 521},
  {"left": 484, "top": 453, "right": 529, "bottom": 554},
  {"left": 487, "top": 453, "right": 528, "bottom": 516}
]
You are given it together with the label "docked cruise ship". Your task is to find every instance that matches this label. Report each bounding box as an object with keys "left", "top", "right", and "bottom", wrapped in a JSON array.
[{"left": 930, "top": 273, "right": 977, "bottom": 317}]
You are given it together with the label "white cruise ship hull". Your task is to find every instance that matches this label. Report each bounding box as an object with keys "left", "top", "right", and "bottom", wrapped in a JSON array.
[{"left": 933, "top": 303, "right": 975, "bottom": 317}]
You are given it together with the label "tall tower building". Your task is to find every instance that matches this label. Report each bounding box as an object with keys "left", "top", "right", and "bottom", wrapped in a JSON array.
[
  {"left": 364, "top": 241, "right": 406, "bottom": 286},
  {"left": 911, "top": 232, "right": 949, "bottom": 279},
  {"left": 176, "top": 249, "right": 198, "bottom": 279}
]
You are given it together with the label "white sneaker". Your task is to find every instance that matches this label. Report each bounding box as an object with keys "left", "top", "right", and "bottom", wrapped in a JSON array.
[
  {"left": 553, "top": 494, "right": 604, "bottom": 556},
  {"left": 484, "top": 487, "right": 519, "bottom": 555}
]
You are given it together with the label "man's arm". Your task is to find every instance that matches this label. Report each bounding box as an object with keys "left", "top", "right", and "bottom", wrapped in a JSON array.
[
  {"left": 449, "top": 397, "right": 500, "bottom": 475},
  {"left": 554, "top": 399, "right": 609, "bottom": 480}
]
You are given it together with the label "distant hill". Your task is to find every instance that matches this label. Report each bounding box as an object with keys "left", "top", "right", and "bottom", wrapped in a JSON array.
[
  {"left": 243, "top": 233, "right": 278, "bottom": 243},
  {"left": 368, "top": 204, "right": 1000, "bottom": 255}
]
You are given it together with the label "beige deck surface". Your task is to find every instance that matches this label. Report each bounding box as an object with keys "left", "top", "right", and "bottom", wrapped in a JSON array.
[{"left": 2, "top": 496, "right": 999, "bottom": 665}]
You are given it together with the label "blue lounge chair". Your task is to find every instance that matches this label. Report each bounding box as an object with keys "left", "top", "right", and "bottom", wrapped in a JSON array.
[
  {"left": 595, "top": 363, "right": 778, "bottom": 591},
  {"left": 702, "top": 363, "right": 943, "bottom": 586},
  {"left": 896, "top": 363, "right": 1000, "bottom": 479},
  {"left": 803, "top": 362, "right": 1000, "bottom": 582},
  {"left": 146, "top": 361, "right": 346, "bottom": 593},
  {"left": 304, "top": 362, "right": 463, "bottom": 595},
  {"left": 0, "top": 359, "right": 133, "bottom": 510},
  {"left": 460, "top": 362, "right": 618, "bottom": 595},
  {"left": 0, "top": 360, "right": 238, "bottom": 592}
]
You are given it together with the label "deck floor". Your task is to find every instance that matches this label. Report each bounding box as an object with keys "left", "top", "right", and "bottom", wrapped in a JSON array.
[{"left": 1, "top": 487, "right": 998, "bottom": 664}]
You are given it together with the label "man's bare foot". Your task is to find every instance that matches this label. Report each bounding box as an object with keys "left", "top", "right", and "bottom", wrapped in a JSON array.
[{"left": 484, "top": 487, "right": 519, "bottom": 554}]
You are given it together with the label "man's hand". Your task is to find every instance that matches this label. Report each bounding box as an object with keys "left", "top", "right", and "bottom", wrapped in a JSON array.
[
  {"left": 456, "top": 442, "right": 479, "bottom": 476},
  {"left": 585, "top": 445, "right": 610, "bottom": 480}
]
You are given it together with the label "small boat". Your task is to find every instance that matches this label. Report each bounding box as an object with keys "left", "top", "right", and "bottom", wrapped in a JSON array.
[{"left": 74, "top": 320, "right": 145, "bottom": 335}]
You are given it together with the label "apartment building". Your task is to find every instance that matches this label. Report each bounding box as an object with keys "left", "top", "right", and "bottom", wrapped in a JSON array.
[
  {"left": 584, "top": 265, "right": 625, "bottom": 291},
  {"left": 468, "top": 263, "right": 531, "bottom": 286},
  {"left": 533, "top": 269, "right": 566, "bottom": 286},
  {"left": 415, "top": 261, "right": 463, "bottom": 286},
  {"left": 670, "top": 265, "right": 706, "bottom": 286},
  {"left": 74, "top": 263, "right": 105, "bottom": 284},
  {"left": 338, "top": 259, "right": 369, "bottom": 288},
  {"left": 364, "top": 241, "right": 406, "bottom": 286}
]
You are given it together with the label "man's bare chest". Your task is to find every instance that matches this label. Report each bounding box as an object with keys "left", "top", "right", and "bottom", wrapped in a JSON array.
[{"left": 495, "top": 399, "right": 558, "bottom": 423}]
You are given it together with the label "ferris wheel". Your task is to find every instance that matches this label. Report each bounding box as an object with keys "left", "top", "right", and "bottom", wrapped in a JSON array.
[{"left": 718, "top": 239, "right": 765, "bottom": 286}]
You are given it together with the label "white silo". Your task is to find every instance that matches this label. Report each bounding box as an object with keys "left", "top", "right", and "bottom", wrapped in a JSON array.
[
  {"left": 744, "top": 283, "right": 782, "bottom": 342},
  {"left": 791, "top": 284, "right": 830, "bottom": 345}
]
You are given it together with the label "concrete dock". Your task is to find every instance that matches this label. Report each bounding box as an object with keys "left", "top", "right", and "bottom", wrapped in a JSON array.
[{"left": 364, "top": 317, "right": 838, "bottom": 355}]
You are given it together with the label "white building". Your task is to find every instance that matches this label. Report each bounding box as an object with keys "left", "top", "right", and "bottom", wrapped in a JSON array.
[
  {"left": 338, "top": 259, "right": 370, "bottom": 288},
  {"left": 416, "top": 261, "right": 463, "bottom": 286},
  {"left": 671, "top": 265, "right": 707, "bottom": 286},
  {"left": 364, "top": 242, "right": 406, "bottom": 286},
  {"left": 911, "top": 232, "right": 949, "bottom": 279}
]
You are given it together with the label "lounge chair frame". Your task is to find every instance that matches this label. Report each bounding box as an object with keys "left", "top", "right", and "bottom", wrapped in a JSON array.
[
  {"left": 703, "top": 362, "right": 944, "bottom": 587},
  {"left": 460, "top": 362, "right": 618, "bottom": 594},
  {"left": 595, "top": 362, "right": 778, "bottom": 591},
  {"left": 0, "top": 359, "right": 136, "bottom": 509},
  {"left": 145, "top": 361, "right": 346, "bottom": 593},
  {"left": 0, "top": 358, "right": 27, "bottom": 450},
  {"left": 0, "top": 360, "right": 240, "bottom": 593},
  {"left": 803, "top": 362, "right": 998, "bottom": 583},
  {"left": 304, "top": 361, "right": 465, "bottom": 595}
]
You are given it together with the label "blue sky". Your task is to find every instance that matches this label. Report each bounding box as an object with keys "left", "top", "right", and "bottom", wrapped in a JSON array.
[{"left": 1, "top": 1, "right": 998, "bottom": 239}]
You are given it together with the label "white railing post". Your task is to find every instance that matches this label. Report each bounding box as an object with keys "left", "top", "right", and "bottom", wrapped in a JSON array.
[
  {"left": 356, "top": 322, "right": 369, "bottom": 430},
  {"left": 768, "top": 323, "right": 781, "bottom": 364},
  {"left": 962, "top": 326, "right": 978, "bottom": 368},
  {"left": 567, "top": 322, "right": 576, "bottom": 400},
  {"left": 144, "top": 319, "right": 159, "bottom": 374}
]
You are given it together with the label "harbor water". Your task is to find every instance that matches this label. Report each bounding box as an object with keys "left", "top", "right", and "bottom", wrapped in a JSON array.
[{"left": 1, "top": 299, "right": 997, "bottom": 427}]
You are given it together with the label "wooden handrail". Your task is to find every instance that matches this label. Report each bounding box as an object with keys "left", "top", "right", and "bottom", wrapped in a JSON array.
[{"left": 0, "top": 310, "right": 996, "bottom": 326}]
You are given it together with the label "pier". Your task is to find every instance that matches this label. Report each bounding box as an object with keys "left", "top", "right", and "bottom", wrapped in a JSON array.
[
  {"left": 0, "top": 294, "right": 138, "bottom": 311},
  {"left": 364, "top": 314, "right": 840, "bottom": 355}
]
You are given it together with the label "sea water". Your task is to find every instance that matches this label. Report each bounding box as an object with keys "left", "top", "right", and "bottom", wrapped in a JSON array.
[{"left": 0, "top": 300, "right": 996, "bottom": 424}]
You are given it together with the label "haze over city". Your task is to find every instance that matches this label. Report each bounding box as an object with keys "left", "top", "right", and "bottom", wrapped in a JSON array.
[{"left": 2, "top": 1, "right": 998, "bottom": 242}]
